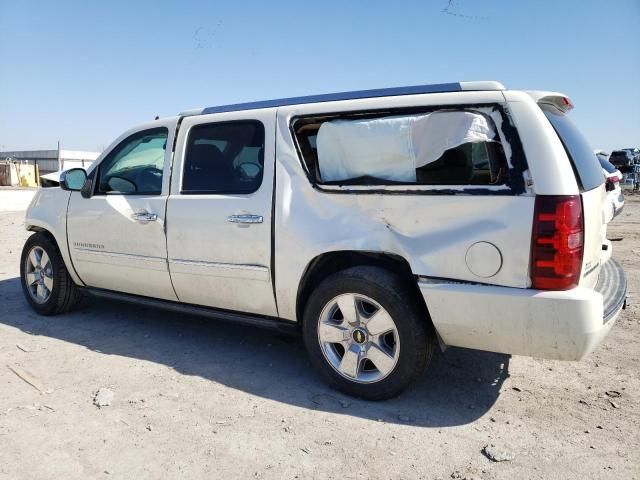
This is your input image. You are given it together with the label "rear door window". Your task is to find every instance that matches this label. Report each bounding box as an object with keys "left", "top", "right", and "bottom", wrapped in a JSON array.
[
  {"left": 543, "top": 110, "right": 603, "bottom": 191},
  {"left": 181, "top": 121, "right": 265, "bottom": 194}
]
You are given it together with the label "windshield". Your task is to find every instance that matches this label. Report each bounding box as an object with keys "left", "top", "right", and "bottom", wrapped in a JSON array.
[{"left": 544, "top": 110, "right": 604, "bottom": 191}]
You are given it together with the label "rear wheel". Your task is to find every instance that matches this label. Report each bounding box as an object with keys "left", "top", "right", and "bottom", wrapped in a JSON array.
[
  {"left": 303, "top": 266, "right": 434, "bottom": 400},
  {"left": 20, "top": 232, "right": 84, "bottom": 315}
]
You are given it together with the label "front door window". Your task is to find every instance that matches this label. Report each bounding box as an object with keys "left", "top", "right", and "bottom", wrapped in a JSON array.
[{"left": 98, "top": 128, "right": 168, "bottom": 195}]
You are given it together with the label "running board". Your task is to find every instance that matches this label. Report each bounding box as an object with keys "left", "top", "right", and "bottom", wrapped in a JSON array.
[{"left": 86, "top": 288, "right": 299, "bottom": 335}]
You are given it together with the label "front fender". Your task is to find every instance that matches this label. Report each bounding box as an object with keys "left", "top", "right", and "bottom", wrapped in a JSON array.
[{"left": 25, "top": 188, "right": 84, "bottom": 286}]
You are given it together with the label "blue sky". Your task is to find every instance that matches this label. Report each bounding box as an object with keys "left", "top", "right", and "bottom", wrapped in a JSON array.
[{"left": 1, "top": 0, "right": 638, "bottom": 152}]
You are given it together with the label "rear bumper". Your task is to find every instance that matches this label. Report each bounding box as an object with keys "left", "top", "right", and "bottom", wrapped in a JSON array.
[
  {"left": 419, "top": 259, "right": 627, "bottom": 361},
  {"left": 597, "top": 258, "right": 627, "bottom": 322}
]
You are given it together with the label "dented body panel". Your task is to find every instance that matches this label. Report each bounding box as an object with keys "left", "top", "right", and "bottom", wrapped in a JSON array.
[
  {"left": 274, "top": 110, "right": 535, "bottom": 320},
  {"left": 418, "top": 279, "right": 617, "bottom": 360}
]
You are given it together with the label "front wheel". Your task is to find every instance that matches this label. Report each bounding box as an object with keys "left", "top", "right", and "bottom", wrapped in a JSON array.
[
  {"left": 302, "top": 266, "right": 435, "bottom": 400},
  {"left": 20, "top": 232, "right": 84, "bottom": 315}
]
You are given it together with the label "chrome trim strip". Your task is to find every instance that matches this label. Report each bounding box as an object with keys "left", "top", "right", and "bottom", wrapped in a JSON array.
[
  {"left": 74, "top": 248, "right": 167, "bottom": 263},
  {"left": 321, "top": 184, "right": 511, "bottom": 192},
  {"left": 169, "top": 259, "right": 268, "bottom": 271},
  {"left": 417, "top": 276, "right": 479, "bottom": 286},
  {"left": 73, "top": 248, "right": 168, "bottom": 271},
  {"left": 168, "top": 259, "right": 270, "bottom": 281}
]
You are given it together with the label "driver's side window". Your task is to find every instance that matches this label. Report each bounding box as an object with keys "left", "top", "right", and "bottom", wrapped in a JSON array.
[{"left": 98, "top": 128, "right": 168, "bottom": 195}]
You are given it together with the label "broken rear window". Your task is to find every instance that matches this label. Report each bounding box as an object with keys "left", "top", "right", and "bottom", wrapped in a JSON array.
[{"left": 292, "top": 110, "right": 509, "bottom": 186}]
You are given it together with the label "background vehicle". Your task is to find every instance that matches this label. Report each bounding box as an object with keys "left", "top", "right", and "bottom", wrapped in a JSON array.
[
  {"left": 20, "top": 82, "right": 627, "bottom": 399},
  {"left": 597, "top": 153, "right": 625, "bottom": 222},
  {"left": 609, "top": 150, "right": 635, "bottom": 172},
  {"left": 621, "top": 148, "right": 640, "bottom": 161}
]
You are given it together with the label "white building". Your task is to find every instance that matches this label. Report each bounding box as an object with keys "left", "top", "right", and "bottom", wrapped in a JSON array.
[{"left": 0, "top": 149, "right": 100, "bottom": 175}]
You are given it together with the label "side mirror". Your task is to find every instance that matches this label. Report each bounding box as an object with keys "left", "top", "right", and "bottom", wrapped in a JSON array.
[{"left": 59, "top": 168, "right": 88, "bottom": 191}]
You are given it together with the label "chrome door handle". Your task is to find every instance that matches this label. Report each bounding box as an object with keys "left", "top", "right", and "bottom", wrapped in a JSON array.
[
  {"left": 131, "top": 210, "right": 158, "bottom": 224},
  {"left": 227, "top": 214, "right": 263, "bottom": 224}
]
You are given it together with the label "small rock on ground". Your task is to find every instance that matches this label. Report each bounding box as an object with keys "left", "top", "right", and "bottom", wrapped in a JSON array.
[
  {"left": 93, "top": 388, "right": 114, "bottom": 408},
  {"left": 482, "top": 444, "right": 515, "bottom": 462}
]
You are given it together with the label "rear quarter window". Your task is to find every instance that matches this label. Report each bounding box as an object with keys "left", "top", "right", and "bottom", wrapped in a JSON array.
[
  {"left": 292, "top": 109, "right": 510, "bottom": 187},
  {"left": 543, "top": 110, "right": 604, "bottom": 191}
]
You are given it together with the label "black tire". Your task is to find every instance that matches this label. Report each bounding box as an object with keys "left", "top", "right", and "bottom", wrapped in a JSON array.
[
  {"left": 302, "top": 266, "right": 435, "bottom": 400},
  {"left": 20, "top": 232, "right": 84, "bottom": 315}
]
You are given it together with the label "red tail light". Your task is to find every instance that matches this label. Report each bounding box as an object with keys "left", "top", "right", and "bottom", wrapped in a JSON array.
[
  {"left": 605, "top": 175, "right": 620, "bottom": 192},
  {"left": 530, "top": 195, "right": 584, "bottom": 290}
]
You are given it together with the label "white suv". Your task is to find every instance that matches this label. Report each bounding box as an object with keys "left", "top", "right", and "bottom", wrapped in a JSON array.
[{"left": 21, "top": 81, "right": 627, "bottom": 399}]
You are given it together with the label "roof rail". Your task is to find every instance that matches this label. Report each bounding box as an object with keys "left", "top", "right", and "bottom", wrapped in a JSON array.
[{"left": 185, "top": 81, "right": 505, "bottom": 116}]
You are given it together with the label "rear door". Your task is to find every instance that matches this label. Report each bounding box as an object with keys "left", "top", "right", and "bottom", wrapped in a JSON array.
[
  {"left": 543, "top": 109, "right": 606, "bottom": 288},
  {"left": 166, "top": 109, "right": 277, "bottom": 316}
]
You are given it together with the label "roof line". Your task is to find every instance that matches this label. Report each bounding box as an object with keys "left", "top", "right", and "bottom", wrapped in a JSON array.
[{"left": 192, "top": 81, "right": 505, "bottom": 116}]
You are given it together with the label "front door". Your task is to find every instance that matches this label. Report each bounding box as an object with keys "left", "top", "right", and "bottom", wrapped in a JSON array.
[
  {"left": 67, "top": 118, "right": 179, "bottom": 300},
  {"left": 166, "top": 109, "right": 277, "bottom": 316}
]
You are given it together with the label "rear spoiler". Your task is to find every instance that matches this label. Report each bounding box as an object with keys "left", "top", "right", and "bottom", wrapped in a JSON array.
[{"left": 525, "top": 91, "right": 574, "bottom": 113}]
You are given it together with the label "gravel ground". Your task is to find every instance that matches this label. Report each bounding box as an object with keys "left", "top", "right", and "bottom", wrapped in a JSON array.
[{"left": 0, "top": 189, "right": 638, "bottom": 479}]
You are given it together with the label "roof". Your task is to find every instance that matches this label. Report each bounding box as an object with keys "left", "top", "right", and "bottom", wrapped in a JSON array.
[{"left": 181, "top": 81, "right": 506, "bottom": 116}]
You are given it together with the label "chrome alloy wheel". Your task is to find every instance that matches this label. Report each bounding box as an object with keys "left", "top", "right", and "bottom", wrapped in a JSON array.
[
  {"left": 317, "top": 293, "right": 400, "bottom": 384},
  {"left": 24, "top": 246, "right": 54, "bottom": 304}
]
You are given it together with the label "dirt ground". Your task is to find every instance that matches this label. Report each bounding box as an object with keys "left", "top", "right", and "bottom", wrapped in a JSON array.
[{"left": 0, "top": 189, "right": 638, "bottom": 480}]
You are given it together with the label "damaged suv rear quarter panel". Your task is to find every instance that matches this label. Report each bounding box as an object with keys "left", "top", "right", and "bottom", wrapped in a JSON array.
[{"left": 274, "top": 91, "right": 535, "bottom": 322}]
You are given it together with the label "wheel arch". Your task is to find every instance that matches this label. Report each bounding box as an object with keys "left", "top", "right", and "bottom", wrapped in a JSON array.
[
  {"left": 24, "top": 221, "right": 84, "bottom": 287},
  {"left": 295, "top": 250, "right": 432, "bottom": 329},
  {"left": 27, "top": 223, "right": 54, "bottom": 236},
  {"left": 26, "top": 220, "right": 63, "bottom": 250}
]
